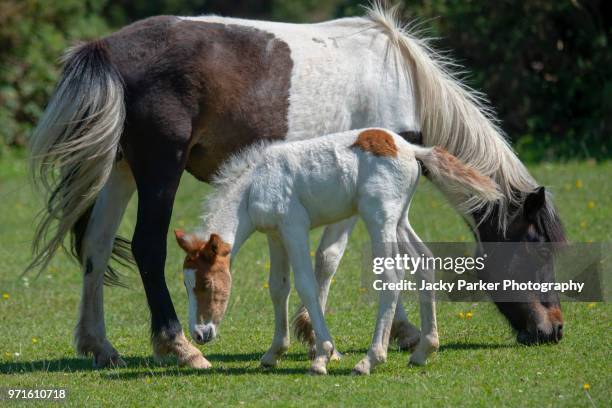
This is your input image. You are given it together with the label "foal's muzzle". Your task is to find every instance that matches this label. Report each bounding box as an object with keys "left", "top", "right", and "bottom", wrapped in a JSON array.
[{"left": 192, "top": 323, "right": 216, "bottom": 344}]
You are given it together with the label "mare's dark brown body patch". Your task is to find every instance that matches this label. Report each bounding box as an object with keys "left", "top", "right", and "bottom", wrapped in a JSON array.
[
  {"left": 103, "top": 17, "right": 293, "bottom": 182},
  {"left": 352, "top": 129, "right": 398, "bottom": 157}
]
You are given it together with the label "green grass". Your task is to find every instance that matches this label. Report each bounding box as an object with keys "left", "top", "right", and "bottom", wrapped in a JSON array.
[{"left": 0, "top": 150, "right": 610, "bottom": 407}]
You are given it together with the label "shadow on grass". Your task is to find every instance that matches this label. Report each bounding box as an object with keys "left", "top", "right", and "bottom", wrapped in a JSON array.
[
  {"left": 439, "top": 342, "right": 515, "bottom": 351},
  {"left": 0, "top": 352, "right": 355, "bottom": 377},
  {"left": 0, "top": 344, "right": 515, "bottom": 376}
]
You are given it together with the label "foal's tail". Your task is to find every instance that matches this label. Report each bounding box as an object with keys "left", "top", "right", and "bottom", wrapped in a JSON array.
[
  {"left": 413, "top": 146, "right": 502, "bottom": 213},
  {"left": 28, "top": 40, "right": 125, "bottom": 273}
]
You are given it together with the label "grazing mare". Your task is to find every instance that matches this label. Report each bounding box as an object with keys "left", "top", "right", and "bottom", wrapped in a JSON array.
[
  {"left": 174, "top": 128, "right": 502, "bottom": 374},
  {"left": 29, "top": 5, "right": 565, "bottom": 368}
]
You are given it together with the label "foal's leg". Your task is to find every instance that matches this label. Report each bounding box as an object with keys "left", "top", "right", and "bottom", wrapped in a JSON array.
[
  {"left": 75, "top": 160, "right": 134, "bottom": 368},
  {"left": 398, "top": 222, "right": 439, "bottom": 365},
  {"left": 353, "top": 204, "right": 402, "bottom": 375},
  {"left": 127, "top": 111, "right": 209, "bottom": 369},
  {"left": 261, "top": 234, "right": 291, "bottom": 368},
  {"left": 292, "top": 217, "right": 357, "bottom": 360},
  {"left": 280, "top": 211, "right": 334, "bottom": 375},
  {"left": 294, "top": 218, "right": 419, "bottom": 356}
]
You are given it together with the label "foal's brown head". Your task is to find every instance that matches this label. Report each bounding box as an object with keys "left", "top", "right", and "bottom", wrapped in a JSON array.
[{"left": 175, "top": 230, "right": 232, "bottom": 344}]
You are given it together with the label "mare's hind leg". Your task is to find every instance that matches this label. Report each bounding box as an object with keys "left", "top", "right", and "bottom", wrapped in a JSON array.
[
  {"left": 292, "top": 217, "right": 357, "bottom": 361},
  {"left": 75, "top": 160, "right": 134, "bottom": 368},
  {"left": 391, "top": 303, "right": 421, "bottom": 351},
  {"left": 398, "top": 222, "right": 439, "bottom": 365}
]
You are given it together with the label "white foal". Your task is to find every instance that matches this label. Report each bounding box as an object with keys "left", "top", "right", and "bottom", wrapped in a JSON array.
[{"left": 175, "top": 128, "right": 501, "bottom": 375}]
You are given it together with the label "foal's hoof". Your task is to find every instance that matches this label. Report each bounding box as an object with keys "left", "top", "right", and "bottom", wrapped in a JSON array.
[
  {"left": 93, "top": 351, "right": 126, "bottom": 369},
  {"left": 260, "top": 355, "right": 279, "bottom": 369},
  {"left": 351, "top": 360, "right": 371, "bottom": 376},
  {"left": 309, "top": 364, "right": 328, "bottom": 376},
  {"left": 309, "top": 347, "right": 342, "bottom": 361},
  {"left": 408, "top": 353, "right": 427, "bottom": 366}
]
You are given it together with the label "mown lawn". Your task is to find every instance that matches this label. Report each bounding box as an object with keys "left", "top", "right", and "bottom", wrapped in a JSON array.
[{"left": 0, "top": 149, "right": 610, "bottom": 407}]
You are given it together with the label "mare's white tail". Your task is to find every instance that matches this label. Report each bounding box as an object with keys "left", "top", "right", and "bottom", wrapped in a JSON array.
[{"left": 28, "top": 41, "right": 125, "bottom": 273}]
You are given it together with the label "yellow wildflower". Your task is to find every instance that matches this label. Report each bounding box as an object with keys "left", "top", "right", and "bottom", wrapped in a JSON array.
[
  {"left": 580, "top": 221, "right": 587, "bottom": 229},
  {"left": 2, "top": 293, "right": 9, "bottom": 300},
  {"left": 466, "top": 311, "right": 474, "bottom": 319},
  {"left": 262, "top": 282, "right": 269, "bottom": 289},
  {"left": 32, "top": 337, "right": 38, "bottom": 344},
  {"left": 587, "top": 201, "right": 595, "bottom": 209},
  {"left": 575, "top": 179, "right": 583, "bottom": 188},
  {"left": 583, "top": 383, "right": 590, "bottom": 391},
  {"left": 587, "top": 303, "right": 596, "bottom": 309},
  {"left": 458, "top": 312, "right": 465, "bottom": 319},
  {"left": 358, "top": 287, "right": 367, "bottom": 294}
]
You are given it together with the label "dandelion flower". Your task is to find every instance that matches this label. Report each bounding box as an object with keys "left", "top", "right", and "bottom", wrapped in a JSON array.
[
  {"left": 146, "top": 377, "right": 152, "bottom": 384},
  {"left": 583, "top": 383, "right": 590, "bottom": 391},
  {"left": 458, "top": 312, "right": 465, "bottom": 319},
  {"left": 587, "top": 303, "right": 596, "bottom": 309},
  {"left": 587, "top": 201, "right": 596, "bottom": 209},
  {"left": 575, "top": 179, "right": 583, "bottom": 188},
  {"left": 32, "top": 337, "right": 38, "bottom": 344},
  {"left": 466, "top": 311, "right": 473, "bottom": 319},
  {"left": 2, "top": 293, "right": 9, "bottom": 300},
  {"left": 262, "top": 282, "right": 269, "bottom": 289}
]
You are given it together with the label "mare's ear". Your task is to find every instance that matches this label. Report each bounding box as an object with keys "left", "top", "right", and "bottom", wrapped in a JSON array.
[
  {"left": 174, "top": 229, "right": 203, "bottom": 259},
  {"left": 523, "top": 187, "right": 546, "bottom": 222}
]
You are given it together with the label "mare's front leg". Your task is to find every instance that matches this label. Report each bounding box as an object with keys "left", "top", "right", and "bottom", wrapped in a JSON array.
[
  {"left": 127, "top": 115, "right": 209, "bottom": 369},
  {"left": 261, "top": 234, "right": 291, "bottom": 368},
  {"left": 398, "top": 222, "right": 439, "bottom": 365},
  {"left": 280, "top": 208, "right": 334, "bottom": 375}
]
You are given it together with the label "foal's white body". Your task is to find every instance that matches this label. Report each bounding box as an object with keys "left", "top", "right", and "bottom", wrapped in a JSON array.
[{"left": 196, "top": 129, "right": 447, "bottom": 374}]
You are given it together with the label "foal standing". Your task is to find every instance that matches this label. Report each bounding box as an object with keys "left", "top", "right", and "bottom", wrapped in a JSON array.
[{"left": 175, "top": 128, "right": 501, "bottom": 374}]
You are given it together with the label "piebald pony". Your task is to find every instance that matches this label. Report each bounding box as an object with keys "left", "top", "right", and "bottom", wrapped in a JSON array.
[{"left": 175, "top": 128, "right": 501, "bottom": 374}]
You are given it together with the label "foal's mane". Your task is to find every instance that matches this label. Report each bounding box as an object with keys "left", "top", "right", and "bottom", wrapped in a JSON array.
[{"left": 200, "top": 140, "right": 276, "bottom": 228}]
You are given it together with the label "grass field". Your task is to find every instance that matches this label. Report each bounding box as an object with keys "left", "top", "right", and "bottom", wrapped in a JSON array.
[{"left": 0, "top": 149, "right": 610, "bottom": 407}]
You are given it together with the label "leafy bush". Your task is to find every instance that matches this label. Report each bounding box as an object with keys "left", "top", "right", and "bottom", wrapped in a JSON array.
[{"left": 0, "top": 0, "right": 109, "bottom": 151}]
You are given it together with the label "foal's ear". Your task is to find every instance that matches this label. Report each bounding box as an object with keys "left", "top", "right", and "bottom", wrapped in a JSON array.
[
  {"left": 523, "top": 187, "right": 546, "bottom": 222},
  {"left": 174, "top": 229, "right": 202, "bottom": 258},
  {"left": 204, "top": 233, "right": 231, "bottom": 258}
]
